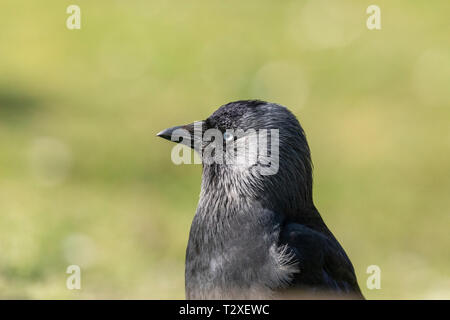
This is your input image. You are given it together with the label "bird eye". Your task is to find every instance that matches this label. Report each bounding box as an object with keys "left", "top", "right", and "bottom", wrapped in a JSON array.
[{"left": 223, "top": 132, "right": 234, "bottom": 142}]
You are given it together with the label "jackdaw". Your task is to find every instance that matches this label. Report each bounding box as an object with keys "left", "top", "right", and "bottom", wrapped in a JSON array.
[{"left": 157, "top": 100, "right": 364, "bottom": 299}]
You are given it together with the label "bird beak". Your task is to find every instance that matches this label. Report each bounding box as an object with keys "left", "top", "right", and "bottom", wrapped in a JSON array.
[
  {"left": 156, "top": 121, "right": 203, "bottom": 149},
  {"left": 156, "top": 125, "right": 185, "bottom": 141}
]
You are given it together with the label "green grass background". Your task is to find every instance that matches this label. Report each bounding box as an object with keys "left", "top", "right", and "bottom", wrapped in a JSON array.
[{"left": 0, "top": 0, "right": 449, "bottom": 299}]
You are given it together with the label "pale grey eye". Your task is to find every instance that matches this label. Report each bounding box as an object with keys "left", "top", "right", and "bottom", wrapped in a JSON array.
[{"left": 223, "top": 132, "right": 234, "bottom": 142}]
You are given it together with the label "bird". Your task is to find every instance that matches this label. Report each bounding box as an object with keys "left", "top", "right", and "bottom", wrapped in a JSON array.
[{"left": 157, "top": 100, "right": 364, "bottom": 299}]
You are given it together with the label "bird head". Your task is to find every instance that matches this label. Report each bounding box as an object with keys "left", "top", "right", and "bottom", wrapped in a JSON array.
[{"left": 157, "top": 100, "right": 314, "bottom": 214}]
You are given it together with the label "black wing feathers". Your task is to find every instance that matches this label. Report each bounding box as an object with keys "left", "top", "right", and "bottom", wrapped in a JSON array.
[{"left": 280, "top": 222, "right": 364, "bottom": 298}]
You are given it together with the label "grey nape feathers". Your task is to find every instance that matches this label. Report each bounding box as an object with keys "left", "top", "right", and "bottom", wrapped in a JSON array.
[{"left": 157, "top": 100, "right": 364, "bottom": 299}]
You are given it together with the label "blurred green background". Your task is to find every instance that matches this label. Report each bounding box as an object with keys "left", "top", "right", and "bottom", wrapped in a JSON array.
[{"left": 0, "top": 0, "right": 449, "bottom": 299}]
